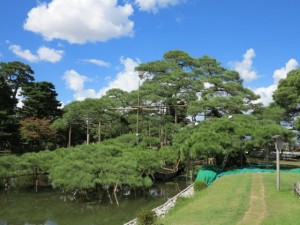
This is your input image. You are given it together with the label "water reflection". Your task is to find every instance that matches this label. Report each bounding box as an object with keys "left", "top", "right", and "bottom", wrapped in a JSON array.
[
  {"left": 0, "top": 220, "right": 58, "bottom": 225},
  {"left": 0, "top": 178, "right": 190, "bottom": 225},
  {"left": 44, "top": 221, "right": 58, "bottom": 225}
]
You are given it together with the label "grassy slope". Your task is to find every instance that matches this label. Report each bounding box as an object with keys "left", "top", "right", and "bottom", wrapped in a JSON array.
[
  {"left": 262, "top": 173, "right": 300, "bottom": 225},
  {"left": 161, "top": 173, "right": 300, "bottom": 225}
]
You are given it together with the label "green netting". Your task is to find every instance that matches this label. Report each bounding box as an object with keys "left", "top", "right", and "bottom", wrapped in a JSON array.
[
  {"left": 218, "top": 167, "right": 300, "bottom": 178},
  {"left": 286, "top": 168, "right": 300, "bottom": 174},
  {"left": 196, "top": 167, "right": 300, "bottom": 185},
  {"left": 196, "top": 168, "right": 218, "bottom": 185},
  {"left": 217, "top": 168, "right": 275, "bottom": 178}
]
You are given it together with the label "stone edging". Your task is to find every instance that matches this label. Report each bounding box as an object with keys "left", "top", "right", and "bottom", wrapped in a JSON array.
[{"left": 124, "top": 182, "right": 195, "bottom": 225}]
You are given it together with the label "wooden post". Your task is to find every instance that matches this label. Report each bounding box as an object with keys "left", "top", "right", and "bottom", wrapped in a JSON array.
[{"left": 273, "top": 135, "right": 283, "bottom": 191}]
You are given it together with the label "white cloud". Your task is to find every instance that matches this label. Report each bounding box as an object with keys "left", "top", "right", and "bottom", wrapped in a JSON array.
[
  {"left": 98, "top": 57, "right": 141, "bottom": 96},
  {"left": 16, "top": 88, "right": 24, "bottom": 108},
  {"left": 62, "top": 70, "right": 96, "bottom": 101},
  {"left": 62, "top": 57, "right": 141, "bottom": 101},
  {"left": 62, "top": 70, "right": 90, "bottom": 92},
  {"left": 81, "top": 59, "right": 111, "bottom": 67},
  {"left": 37, "top": 46, "right": 64, "bottom": 63},
  {"left": 273, "top": 59, "right": 298, "bottom": 84},
  {"left": 252, "top": 58, "right": 299, "bottom": 105},
  {"left": 24, "top": 0, "right": 134, "bottom": 44},
  {"left": 9, "top": 45, "right": 39, "bottom": 62},
  {"left": 135, "top": 0, "right": 182, "bottom": 13},
  {"left": 231, "top": 48, "right": 257, "bottom": 82},
  {"left": 252, "top": 84, "right": 277, "bottom": 106},
  {"left": 9, "top": 44, "right": 63, "bottom": 63}
]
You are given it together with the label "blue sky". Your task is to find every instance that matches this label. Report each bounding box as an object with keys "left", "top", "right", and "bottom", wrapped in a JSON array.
[{"left": 0, "top": 0, "right": 299, "bottom": 106}]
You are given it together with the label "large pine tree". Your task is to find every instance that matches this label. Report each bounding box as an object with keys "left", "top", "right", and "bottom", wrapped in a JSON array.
[{"left": 19, "top": 81, "right": 62, "bottom": 120}]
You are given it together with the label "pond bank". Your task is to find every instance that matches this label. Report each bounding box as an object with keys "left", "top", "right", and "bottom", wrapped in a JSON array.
[
  {"left": 0, "top": 178, "right": 190, "bottom": 225},
  {"left": 124, "top": 182, "right": 195, "bottom": 225}
]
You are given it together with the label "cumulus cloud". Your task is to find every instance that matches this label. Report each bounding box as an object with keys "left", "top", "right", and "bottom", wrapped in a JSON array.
[
  {"left": 24, "top": 0, "right": 134, "bottom": 44},
  {"left": 273, "top": 59, "right": 299, "bottom": 83},
  {"left": 135, "top": 0, "right": 182, "bottom": 13},
  {"left": 62, "top": 70, "right": 97, "bottom": 101},
  {"left": 81, "top": 59, "right": 111, "bottom": 67},
  {"left": 62, "top": 57, "right": 141, "bottom": 101},
  {"left": 37, "top": 46, "right": 64, "bottom": 63},
  {"left": 62, "top": 70, "right": 90, "bottom": 92},
  {"left": 9, "top": 44, "right": 63, "bottom": 63},
  {"left": 231, "top": 48, "right": 257, "bottom": 82},
  {"left": 9, "top": 45, "right": 39, "bottom": 62},
  {"left": 252, "top": 84, "right": 277, "bottom": 106},
  {"left": 252, "top": 58, "right": 299, "bottom": 105},
  {"left": 98, "top": 57, "right": 141, "bottom": 96}
]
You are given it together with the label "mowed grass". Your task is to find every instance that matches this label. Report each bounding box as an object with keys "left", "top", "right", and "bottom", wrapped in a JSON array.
[
  {"left": 261, "top": 172, "right": 300, "bottom": 225},
  {"left": 160, "top": 172, "right": 300, "bottom": 225}
]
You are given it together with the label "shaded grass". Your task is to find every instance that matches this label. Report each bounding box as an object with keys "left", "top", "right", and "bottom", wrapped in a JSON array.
[{"left": 161, "top": 172, "right": 300, "bottom": 225}]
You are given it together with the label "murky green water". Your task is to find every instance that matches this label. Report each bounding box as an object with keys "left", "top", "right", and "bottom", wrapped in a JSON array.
[{"left": 0, "top": 178, "right": 190, "bottom": 225}]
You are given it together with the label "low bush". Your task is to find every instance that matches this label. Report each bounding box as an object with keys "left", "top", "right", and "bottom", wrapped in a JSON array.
[
  {"left": 193, "top": 180, "right": 208, "bottom": 191},
  {"left": 136, "top": 209, "right": 157, "bottom": 225}
]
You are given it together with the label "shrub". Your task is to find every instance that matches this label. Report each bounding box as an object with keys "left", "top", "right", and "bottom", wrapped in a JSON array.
[
  {"left": 193, "top": 180, "right": 208, "bottom": 191},
  {"left": 136, "top": 209, "right": 157, "bottom": 225}
]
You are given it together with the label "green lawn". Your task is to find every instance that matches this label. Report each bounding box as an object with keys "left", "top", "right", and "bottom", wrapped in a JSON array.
[{"left": 160, "top": 172, "right": 300, "bottom": 225}]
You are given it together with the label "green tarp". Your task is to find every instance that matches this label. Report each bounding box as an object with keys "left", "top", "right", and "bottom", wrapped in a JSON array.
[{"left": 196, "top": 166, "right": 219, "bottom": 185}]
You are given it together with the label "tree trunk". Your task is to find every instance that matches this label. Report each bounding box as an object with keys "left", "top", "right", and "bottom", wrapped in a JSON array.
[
  {"left": 106, "top": 188, "right": 113, "bottom": 204},
  {"left": 240, "top": 152, "right": 244, "bottom": 167},
  {"left": 113, "top": 184, "right": 119, "bottom": 206},
  {"left": 98, "top": 121, "right": 101, "bottom": 143},
  {"left": 35, "top": 178, "right": 38, "bottom": 192},
  {"left": 174, "top": 108, "right": 177, "bottom": 124},
  {"left": 68, "top": 124, "right": 72, "bottom": 147},
  {"left": 110, "top": 121, "right": 112, "bottom": 139},
  {"left": 4, "top": 177, "right": 8, "bottom": 192},
  {"left": 265, "top": 145, "right": 270, "bottom": 168},
  {"left": 86, "top": 122, "right": 90, "bottom": 145}
]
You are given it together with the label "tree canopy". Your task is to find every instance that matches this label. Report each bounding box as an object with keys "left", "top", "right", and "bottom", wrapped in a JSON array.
[
  {"left": 0, "top": 61, "right": 61, "bottom": 152},
  {"left": 20, "top": 81, "right": 62, "bottom": 120},
  {"left": 0, "top": 61, "right": 34, "bottom": 106},
  {"left": 1, "top": 51, "right": 299, "bottom": 194},
  {"left": 273, "top": 68, "right": 300, "bottom": 119}
]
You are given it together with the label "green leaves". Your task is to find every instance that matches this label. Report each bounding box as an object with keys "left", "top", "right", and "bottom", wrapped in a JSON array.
[
  {"left": 173, "top": 114, "right": 295, "bottom": 162},
  {"left": 0, "top": 61, "right": 34, "bottom": 104},
  {"left": 274, "top": 68, "right": 300, "bottom": 119},
  {"left": 0, "top": 134, "right": 168, "bottom": 191},
  {"left": 20, "top": 81, "right": 62, "bottom": 120}
]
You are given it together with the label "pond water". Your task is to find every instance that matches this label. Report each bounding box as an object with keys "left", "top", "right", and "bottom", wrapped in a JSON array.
[{"left": 0, "top": 177, "right": 191, "bottom": 225}]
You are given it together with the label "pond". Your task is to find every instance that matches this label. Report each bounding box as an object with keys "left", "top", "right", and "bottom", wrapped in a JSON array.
[{"left": 0, "top": 177, "right": 191, "bottom": 225}]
